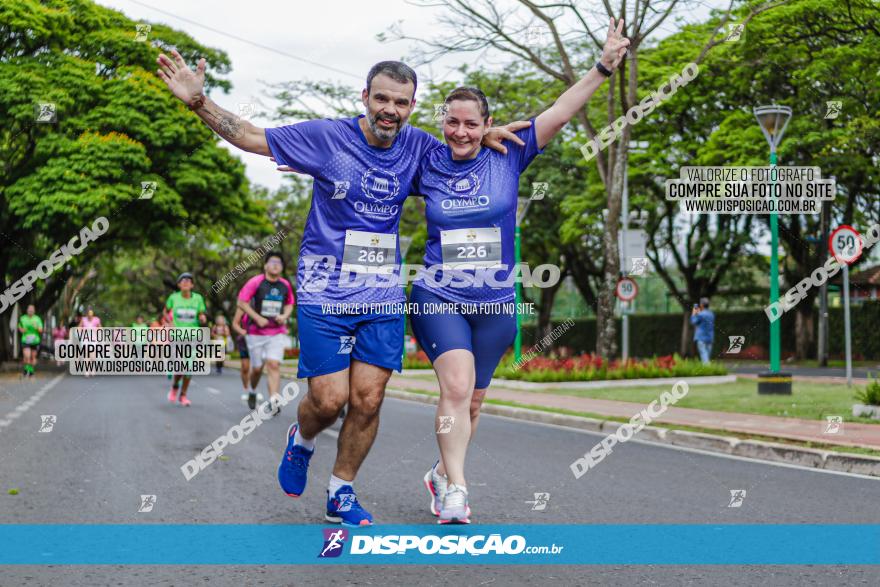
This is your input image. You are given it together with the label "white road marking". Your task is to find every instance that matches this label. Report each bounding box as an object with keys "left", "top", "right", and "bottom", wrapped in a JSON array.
[
  {"left": 205, "top": 387, "right": 221, "bottom": 395},
  {"left": 323, "top": 428, "right": 339, "bottom": 439},
  {"left": 0, "top": 375, "right": 64, "bottom": 429}
]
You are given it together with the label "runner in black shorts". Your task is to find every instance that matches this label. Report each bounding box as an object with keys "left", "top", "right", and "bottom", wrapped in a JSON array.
[{"left": 232, "top": 308, "right": 256, "bottom": 408}]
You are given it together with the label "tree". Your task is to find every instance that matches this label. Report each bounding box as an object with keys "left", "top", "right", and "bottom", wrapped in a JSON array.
[
  {"left": 634, "top": 0, "right": 880, "bottom": 358},
  {"left": 0, "top": 0, "right": 265, "bottom": 358},
  {"left": 387, "top": 0, "right": 783, "bottom": 358}
]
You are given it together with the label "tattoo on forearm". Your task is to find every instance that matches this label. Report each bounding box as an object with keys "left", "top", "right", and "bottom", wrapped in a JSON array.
[
  {"left": 218, "top": 115, "right": 245, "bottom": 140},
  {"left": 198, "top": 101, "right": 246, "bottom": 141}
]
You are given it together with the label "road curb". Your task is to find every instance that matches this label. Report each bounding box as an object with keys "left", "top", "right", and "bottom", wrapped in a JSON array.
[{"left": 385, "top": 388, "right": 880, "bottom": 478}]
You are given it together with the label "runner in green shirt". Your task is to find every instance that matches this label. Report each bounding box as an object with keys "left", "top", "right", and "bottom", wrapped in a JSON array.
[
  {"left": 164, "top": 273, "right": 207, "bottom": 406},
  {"left": 18, "top": 304, "right": 43, "bottom": 378},
  {"left": 130, "top": 314, "right": 148, "bottom": 349},
  {"left": 131, "top": 314, "right": 149, "bottom": 330}
]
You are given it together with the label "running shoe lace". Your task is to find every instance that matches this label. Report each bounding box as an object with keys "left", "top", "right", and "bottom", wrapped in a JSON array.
[
  {"left": 434, "top": 471, "right": 447, "bottom": 497},
  {"left": 445, "top": 485, "right": 467, "bottom": 510},
  {"left": 285, "top": 446, "right": 309, "bottom": 471}
]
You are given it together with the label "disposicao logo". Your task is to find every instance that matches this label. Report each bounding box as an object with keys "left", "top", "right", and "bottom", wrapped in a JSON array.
[{"left": 319, "top": 528, "right": 348, "bottom": 558}]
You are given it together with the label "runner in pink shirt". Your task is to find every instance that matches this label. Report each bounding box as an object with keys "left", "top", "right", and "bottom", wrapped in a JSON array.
[
  {"left": 78, "top": 307, "right": 101, "bottom": 377},
  {"left": 79, "top": 307, "right": 102, "bottom": 329},
  {"left": 52, "top": 323, "right": 68, "bottom": 367},
  {"left": 237, "top": 251, "right": 294, "bottom": 415}
]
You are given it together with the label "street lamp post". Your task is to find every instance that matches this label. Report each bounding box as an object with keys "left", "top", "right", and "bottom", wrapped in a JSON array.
[
  {"left": 514, "top": 197, "right": 532, "bottom": 363},
  {"left": 399, "top": 235, "right": 413, "bottom": 364},
  {"left": 753, "top": 104, "right": 793, "bottom": 394}
]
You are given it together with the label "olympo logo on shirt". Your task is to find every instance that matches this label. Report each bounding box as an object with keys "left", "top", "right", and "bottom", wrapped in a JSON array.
[
  {"left": 361, "top": 168, "right": 400, "bottom": 202},
  {"left": 442, "top": 172, "right": 489, "bottom": 214},
  {"left": 447, "top": 172, "right": 481, "bottom": 197}
]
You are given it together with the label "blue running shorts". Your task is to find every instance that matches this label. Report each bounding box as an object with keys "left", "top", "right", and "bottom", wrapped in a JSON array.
[
  {"left": 409, "top": 286, "right": 516, "bottom": 389},
  {"left": 296, "top": 304, "right": 404, "bottom": 379}
]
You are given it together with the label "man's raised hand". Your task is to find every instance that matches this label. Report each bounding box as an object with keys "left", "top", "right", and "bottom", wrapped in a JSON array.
[
  {"left": 157, "top": 48, "right": 206, "bottom": 107},
  {"left": 156, "top": 49, "right": 270, "bottom": 155},
  {"left": 483, "top": 120, "right": 531, "bottom": 155}
]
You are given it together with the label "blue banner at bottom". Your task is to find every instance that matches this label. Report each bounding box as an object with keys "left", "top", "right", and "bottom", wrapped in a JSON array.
[{"left": 0, "top": 525, "right": 878, "bottom": 565}]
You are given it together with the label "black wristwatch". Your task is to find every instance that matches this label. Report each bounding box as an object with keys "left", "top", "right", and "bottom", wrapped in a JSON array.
[{"left": 595, "top": 61, "right": 613, "bottom": 77}]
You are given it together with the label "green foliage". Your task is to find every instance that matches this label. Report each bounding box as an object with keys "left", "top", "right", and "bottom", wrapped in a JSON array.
[
  {"left": 403, "top": 352, "right": 432, "bottom": 369},
  {"left": 0, "top": 0, "right": 263, "bottom": 328},
  {"left": 855, "top": 377, "right": 880, "bottom": 407},
  {"left": 521, "top": 300, "right": 880, "bottom": 360}
]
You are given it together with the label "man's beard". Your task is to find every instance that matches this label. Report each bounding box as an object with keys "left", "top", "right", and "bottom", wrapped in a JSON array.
[{"left": 367, "top": 110, "right": 404, "bottom": 141}]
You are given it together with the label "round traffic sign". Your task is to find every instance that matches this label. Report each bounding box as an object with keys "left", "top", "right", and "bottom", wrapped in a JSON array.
[
  {"left": 615, "top": 277, "right": 638, "bottom": 302},
  {"left": 829, "top": 225, "right": 863, "bottom": 264}
]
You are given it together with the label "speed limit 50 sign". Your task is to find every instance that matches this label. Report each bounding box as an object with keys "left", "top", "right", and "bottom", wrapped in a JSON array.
[
  {"left": 829, "top": 225, "right": 863, "bottom": 264},
  {"left": 615, "top": 277, "right": 638, "bottom": 302}
]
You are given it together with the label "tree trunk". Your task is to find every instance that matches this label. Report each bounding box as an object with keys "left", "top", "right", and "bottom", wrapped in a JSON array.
[
  {"left": 0, "top": 310, "right": 12, "bottom": 362},
  {"left": 0, "top": 257, "right": 12, "bottom": 362},
  {"left": 596, "top": 146, "right": 625, "bottom": 359},
  {"left": 679, "top": 311, "right": 693, "bottom": 357},
  {"left": 794, "top": 301, "right": 815, "bottom": 360}
]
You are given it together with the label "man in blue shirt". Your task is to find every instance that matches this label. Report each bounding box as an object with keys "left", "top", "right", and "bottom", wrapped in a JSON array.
[
  {"left": 157, "top": 51, "right": 524, "bottom": 526},
  {"left": 691, "top": 297, "right": 715, "bottom": 365}
]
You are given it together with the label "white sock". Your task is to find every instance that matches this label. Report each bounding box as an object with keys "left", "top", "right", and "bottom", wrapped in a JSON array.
[
  {"left": 328, "top": 474, "right": 352, "bottom": 496},
  {"left": 293, "top": 428, "right": 315, "bottom": 451}
]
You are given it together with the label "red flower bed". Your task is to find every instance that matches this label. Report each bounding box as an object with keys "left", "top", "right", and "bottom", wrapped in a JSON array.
[
  {"left": 403, "top": 350, "right": 432, "bottom": 368},
  {"left": 520, "top": 353, "right": 676, "bottom": 373}
]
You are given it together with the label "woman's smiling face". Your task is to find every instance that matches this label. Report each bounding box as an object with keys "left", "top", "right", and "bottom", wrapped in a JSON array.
[{"left": 443, "top": 99, "right": 493, "bottom": 161}]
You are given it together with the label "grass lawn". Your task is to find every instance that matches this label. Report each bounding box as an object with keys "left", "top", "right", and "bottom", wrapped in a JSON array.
[{"left": 534, "top": 377, "right": 879, "bottom": 423}]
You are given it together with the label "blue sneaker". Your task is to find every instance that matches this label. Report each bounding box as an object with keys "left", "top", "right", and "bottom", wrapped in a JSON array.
[
  {"left": 325, "top": 485, "right": 373, "bottom": 526},
  {"left": 278, "top": 423, "right": 313, "bottom": 498}
]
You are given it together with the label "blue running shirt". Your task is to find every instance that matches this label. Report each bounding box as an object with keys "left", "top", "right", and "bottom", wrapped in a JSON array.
[
  {"left": 265, "top": 116, "right": 440, "bottom": 305},
  {"left": 413, "top": 120, "right": 543, "bottom": 303}
]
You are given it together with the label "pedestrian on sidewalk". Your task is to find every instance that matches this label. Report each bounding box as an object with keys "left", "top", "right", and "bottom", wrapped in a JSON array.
[{"left": 691, "top": 297, "right": 715, "bottom": 365}]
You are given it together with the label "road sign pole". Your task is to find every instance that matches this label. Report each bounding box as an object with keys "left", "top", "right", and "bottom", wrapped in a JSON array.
[
  {"left": 843, "top": 262, "right": 852, "bottom": 387},
  {"left": 828, "top": 225, "right": 861, "bottom": 387},
  {"left": 818, "top": 201, "right": 829, "bottom": 366}
]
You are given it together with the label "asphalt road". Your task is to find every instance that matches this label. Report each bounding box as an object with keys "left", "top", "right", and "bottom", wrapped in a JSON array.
[{"left": 1, "top": 371, "right": 878, "bottom": 586}]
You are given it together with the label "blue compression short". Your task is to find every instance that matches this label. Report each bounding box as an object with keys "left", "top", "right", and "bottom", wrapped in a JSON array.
[
  {"left": 296, "top": 304, "right": 404, "bottom": 379},
  {"left": 409, "top": 285, "right": 516, "bottom": 389}
]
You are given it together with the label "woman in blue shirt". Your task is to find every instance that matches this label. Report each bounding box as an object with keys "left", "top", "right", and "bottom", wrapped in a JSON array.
[{"left": 413, "top": 19, "right": 630, "bottom": 523}]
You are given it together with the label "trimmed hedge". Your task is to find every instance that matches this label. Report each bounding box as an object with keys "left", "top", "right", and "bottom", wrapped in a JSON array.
[{"left": 523, "top": 300, "right": 880, "bottom": 360}]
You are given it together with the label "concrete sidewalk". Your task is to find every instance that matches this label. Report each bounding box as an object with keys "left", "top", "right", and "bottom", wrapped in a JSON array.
[{"left": 387, "top": 374, "right": 880, "bottom": 451}]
